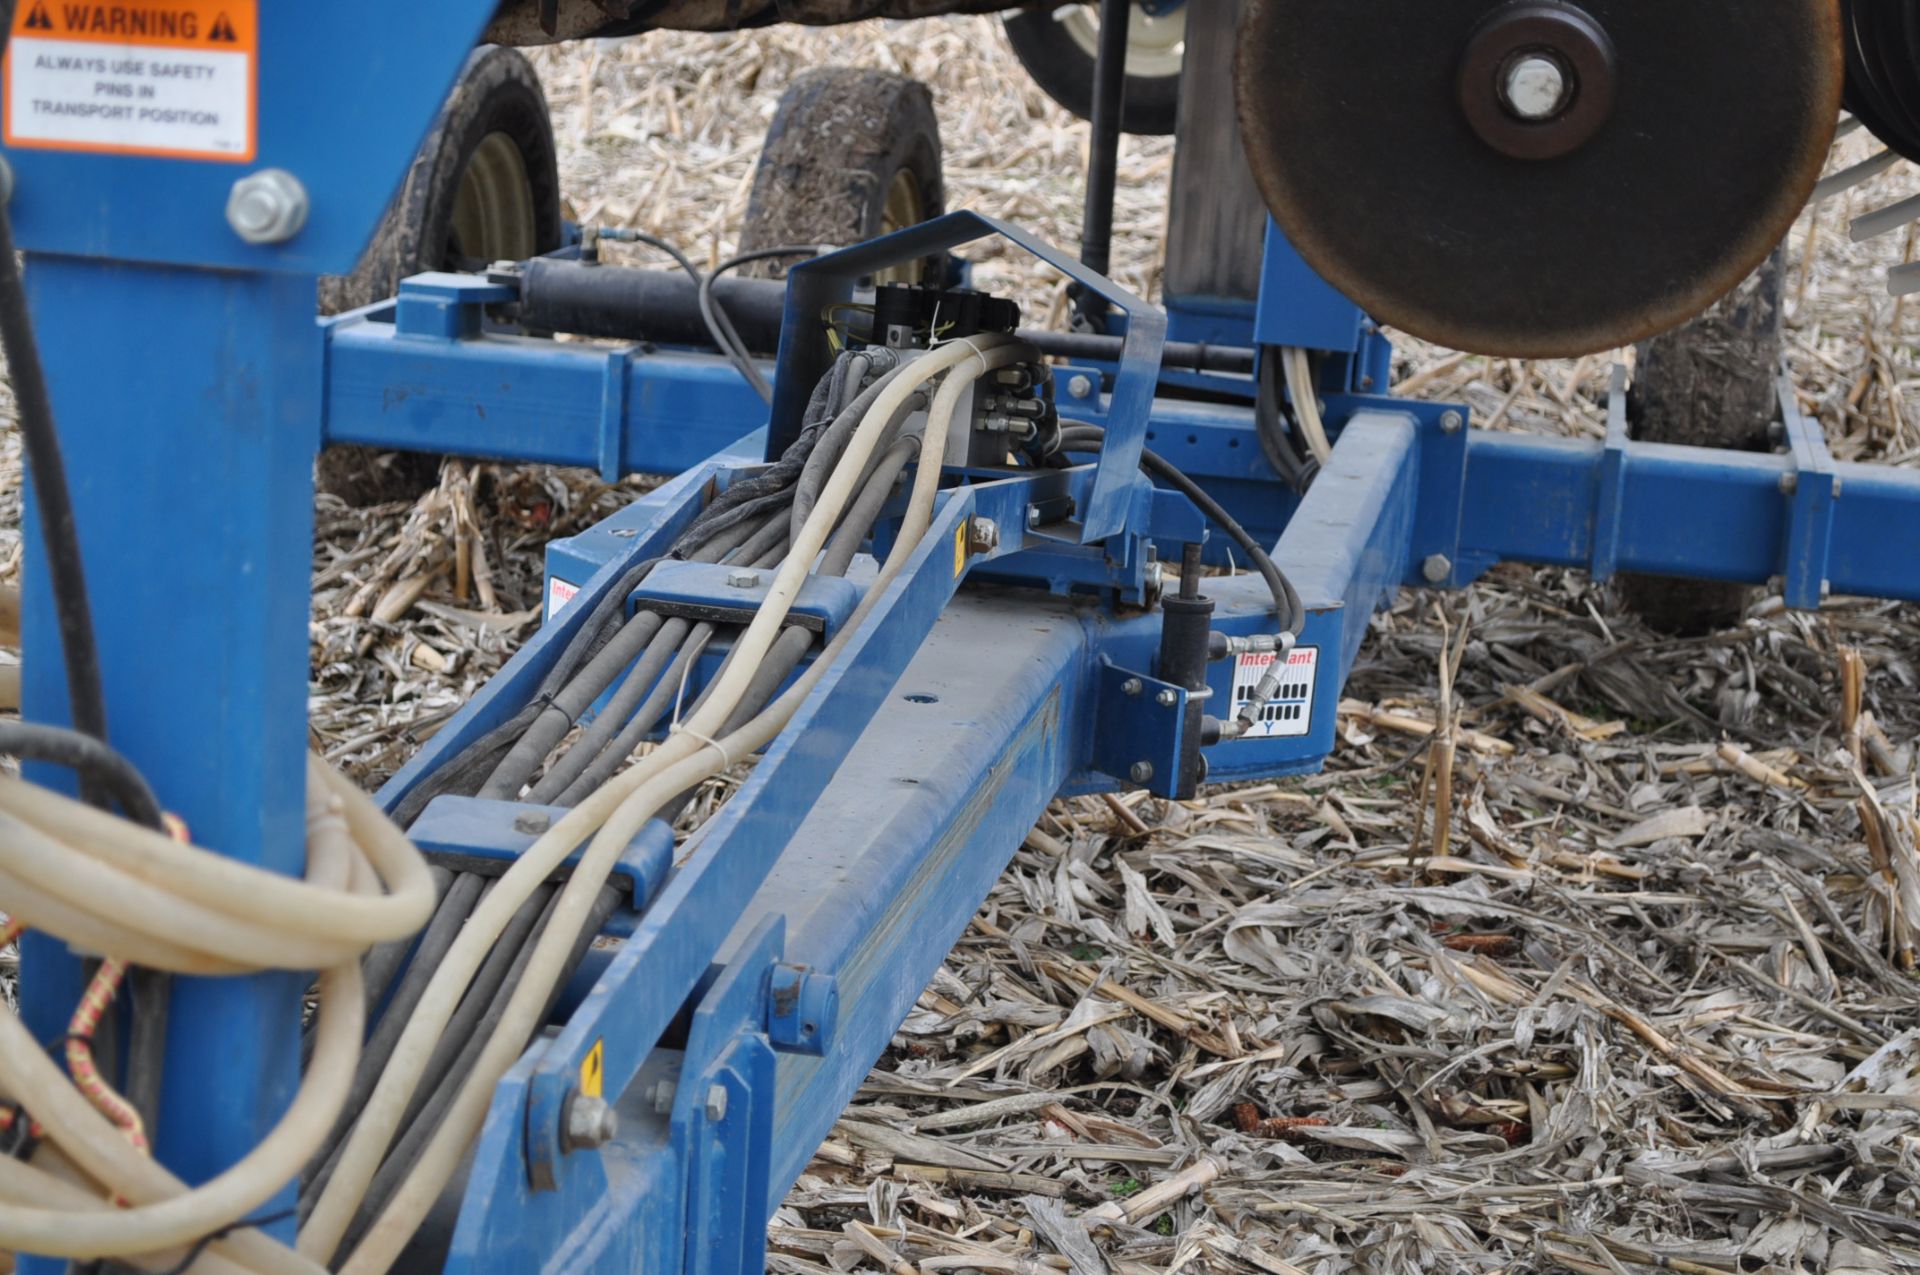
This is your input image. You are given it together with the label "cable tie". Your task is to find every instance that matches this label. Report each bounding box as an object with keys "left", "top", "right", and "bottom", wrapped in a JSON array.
[{"left": 666, "top": 722, "right": 736, "bottom": 770}]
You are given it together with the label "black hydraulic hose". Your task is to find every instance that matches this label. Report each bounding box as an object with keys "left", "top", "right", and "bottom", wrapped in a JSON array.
[
  {"left": 525, "top": 616, "right": 693, "bottom": 805},
  {"left": 0, "top": 721, "right": 162, "bottom": 828},
  {"left": 552, "top": 625, "right": 715, "bottom": 806},
  {"left": 301, "top": 870, "right": 487, "bottom": 1204},
  {"left": 1255, "top": 350, "right": 1315, "bottom": 494},
  {"left": 390, "top": 552, "right": 667, "bottom": 828},
  {"left": 791, "top": 361, "right": 913, "bottom": 540},
  {"left": 300, "top": 866, "right": 457, "bottom": 1071},
  {"left": 335, "top": 883, "right": 623, "bottom": 1257},
  {"left": 478, "top": 610, "right": 668, "bottom": 800},
  {"left": 392, "top": 882, "right": 556, "bottom": 1136},
  {"left": 1059, "top": 425, "right": 1304, "bottom": 636},
  {"left": 820, "top": 435, "right": 919, "bottom": 577}
]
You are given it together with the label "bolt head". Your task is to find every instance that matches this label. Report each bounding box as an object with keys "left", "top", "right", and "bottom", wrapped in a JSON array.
[
  {"left": 1502, "top": 54, "right": 1570, "bottom": 121},
  {"left": 1026, "top": 507, "right": 1042, "bottom": 528},
  {"left": 726, "top": 569, "right": 762, "bottom": 589},
  {"left": 225, "top": 168, "right": 309, "bottom": 245},
  {"left": 1422, "top": 554, "right": 1453, "bottom": 585},
  {"left": 1779, "top": 472, "right": 1799, "bottom": 495},
  {"left": 1129, "top": 761, "right": 1155, "bottom": 784},
  {"left": 513, "top": 810, "right": 551, "bottom": 835},
  {"left": 1156, "top": 688, "right": 1179, "bottom": 708},
  {"left": 564, "top": 1093, "right": 618, "bottom": 1150},
  {"left": 1121, "top": 677, "right": 1144, "bottom": 697},
  {"left": 704, "top": 1084, "right": 729, "bottom": 1122},
  {"left": 650, "top": 1080, "right": 677, "bottom": 1114},
  {"left": 1067, "top": 374, "right": 1094, "bottom": 400},
  {"left": 1439, "top": 410, "right": 1465, "bottom": 434},
  {"left": 967, "top": 517, "right": 1001, "bottom": 554}
]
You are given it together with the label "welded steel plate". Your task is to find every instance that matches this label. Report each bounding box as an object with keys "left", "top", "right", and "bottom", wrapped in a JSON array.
[{"left": 1236, "top": 0, "right": 1843, "bottom": 357}]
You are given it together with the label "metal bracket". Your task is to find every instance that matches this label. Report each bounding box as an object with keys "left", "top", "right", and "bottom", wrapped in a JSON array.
[
  {"left": 408, "top": 796, "right": 676, "bottom": 919},
  {"left": 393, "top": 272, "right": 518, "bottom": 339},
  {"left": 769, "top": 211, "right": 1165, "bottom": 544},
  {"left": 1089, "top": 661, "right": 1193, "bottom": 796},
  {"left": 632, "top": 560, "right": 863, "bottom": 638},
  {"left": 1590, "top": 364, "right": 1631, "bottom": 582},
  {"left": 1778, "top": 372, "right": 1838, "bottom": 609}
]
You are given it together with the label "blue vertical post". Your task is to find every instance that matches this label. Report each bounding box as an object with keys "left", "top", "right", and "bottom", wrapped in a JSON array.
[{"left": 17, "top": 258, "right": 322, "bottom": 1248}]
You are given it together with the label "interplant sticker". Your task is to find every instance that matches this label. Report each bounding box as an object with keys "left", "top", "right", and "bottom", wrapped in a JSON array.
[
  {"left": 1231, "top": 644, "right": 1319, "bottom": 739},
  {"left": 5, "top": 0, "right": 258, "bottom": 161}
]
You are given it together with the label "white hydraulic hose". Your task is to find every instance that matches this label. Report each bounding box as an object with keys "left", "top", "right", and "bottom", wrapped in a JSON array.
[
  {"left": 1283, "top": 346, "right": 1332, "bottom": 463},
  {"left": 0, "top": 758, "right": 435, "bottom": 1271},
  {"left": 303, "top": 333, "right": 1022, "bottom": 1269},
  {"left": 336, "top": 336, "right": 1036, "bottom": 1274}
]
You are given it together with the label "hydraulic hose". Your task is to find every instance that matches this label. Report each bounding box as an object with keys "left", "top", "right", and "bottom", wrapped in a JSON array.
[
  {"left": 0, "top": 759, "right": 434, "bottom": 1268},
  {"left": 315, "top": 335, "right": 1022, "bottom": 1274}
]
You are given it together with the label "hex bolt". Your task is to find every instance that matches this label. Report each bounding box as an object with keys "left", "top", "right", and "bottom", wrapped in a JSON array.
[
  {"left": 225, "top": 168, "right": 310, "bottom": 245},
  {"left": 513, "top": 810, "right": 551, "bottom": 835},
  {"left": 1026, "top": 507, "right": 1041, "bottom": 528},
  {"left": 1422, "top": 554, "right": 1453, "bottom": 584},
  {"left": 563, "top": 1093, "right": 618, "bottom": 1151},
  {"left": 1156, "top": 688, "right": 1179, "bottom": 708},
  {"left": 1067, "top": 374, "right": 1094, "bottom": 400},
  {"left": 1779, "top": 473, "right": 1799, "bottom": 496},
  {"left": 967, "top": 517, "right": 1001, "bottom": 554},
  {"left": 704, "top": 1084, "right": 729, "bottom": 1122},
  {"left": 1129, "top": 761, "right": 1155, "bottom": 784},
  {"left": 726, "top": 569, "right": 762, "bottom": 588},
  {"left": 1121, "top": 677, "right": 1143, "bottom": 697},
  {"left": 1501, "top": 54, "right": 1569, "bottom": 121},
  {"left": 1439, "top": 410, "right": 1465, "bottom": 434},
  {"left": 650, "top": 1080, "right": 677, "bottom": 1114}
]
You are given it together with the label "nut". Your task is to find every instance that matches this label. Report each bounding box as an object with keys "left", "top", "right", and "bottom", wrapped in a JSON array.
[
  {"left": 726, "top": 569, "right": 762, "bottom": 589},
  {"left": 966, "top": 517, "right": 1001, "bottom": 554},
  {"left": 1129, "top": 761, "right": 1155, "bottom": 784},
  {"left": 704, "top": 1084, "right": 729, "bottom": 1122},
  {"left": 563, "top": 1093, "right": 618, "bottom": 1151},
  {"left": 1121, "top": 678, "right": 1144, "bottom": 697},
  {"left": 1066, "top": 374, "right": 1094, "bottom": 400},
  {"left": 513, "top": 811, "right": 551, "bottom": 835},
  {"left": 225, "top": 169, "right": 309, "bottom": 245},
  {"left": 650, "top": 1080, "right": 677, "bottom": 1114},
  {"left": 1422, "top": 554, "right": 1453, "bottom": 584},
  {"left": 1779, "top": 472, "right": 1799, "bottom": 495},
  {"left": 1156, "top": 688, "right": 1179, "bottom": 708},
  {"left": 1438, "top": 410, "right": 1465, "bottom": 434}
]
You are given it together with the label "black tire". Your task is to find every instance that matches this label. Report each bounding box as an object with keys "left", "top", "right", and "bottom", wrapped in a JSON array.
[
  {"left": 1003, "top": 3, "right": 1184, "bottom": 137},
  {"left": 740, "top": 67, "right": 945, "bottom": 283},
  {"left": 1619, "top": 250, "right": 1786, "bottom": 634},
  {"left": 318, "top": 46, "right": 563, "bottom": 505}
]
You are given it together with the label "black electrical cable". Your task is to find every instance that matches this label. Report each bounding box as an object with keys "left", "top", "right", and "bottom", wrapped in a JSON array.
[
  {"left": 525, "top": 616, "right": 694, "bottom": 805},
  {"left": 699, "top": 244, "right": 821, "bottom": 404},
  {"left": 1057, "top": 425, "right": 1304, "bottom": 636},
  {"left": 552, "top": 625, "right": 715, "bottom": 805},
  {"left": 0, "top": 160, "right": 106, "bottom": 755},
  {"left": 596, "top": 228, "right": 775, "bottom": 406},
  {"left": 0, "top": 721, "right": 162, "bottom": 828}
]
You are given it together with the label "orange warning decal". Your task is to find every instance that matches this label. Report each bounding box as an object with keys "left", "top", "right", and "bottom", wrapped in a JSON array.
[
  {"left": 14, "top": 2, "right": 254, "bottom": 50},
  {"left": 4, "top": 0, "right": 257, "bottom": 161}
]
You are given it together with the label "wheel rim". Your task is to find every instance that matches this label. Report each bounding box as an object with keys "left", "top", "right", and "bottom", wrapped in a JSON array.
[
  {"left": 446, "top": 130, "right": 539, "bottom": 270},
  {"left": 1059, "top": 3, "right": 1187, "bottom": 82},
  {"left": 875, "top": 167, "right": 926, "bottom": 286}
]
